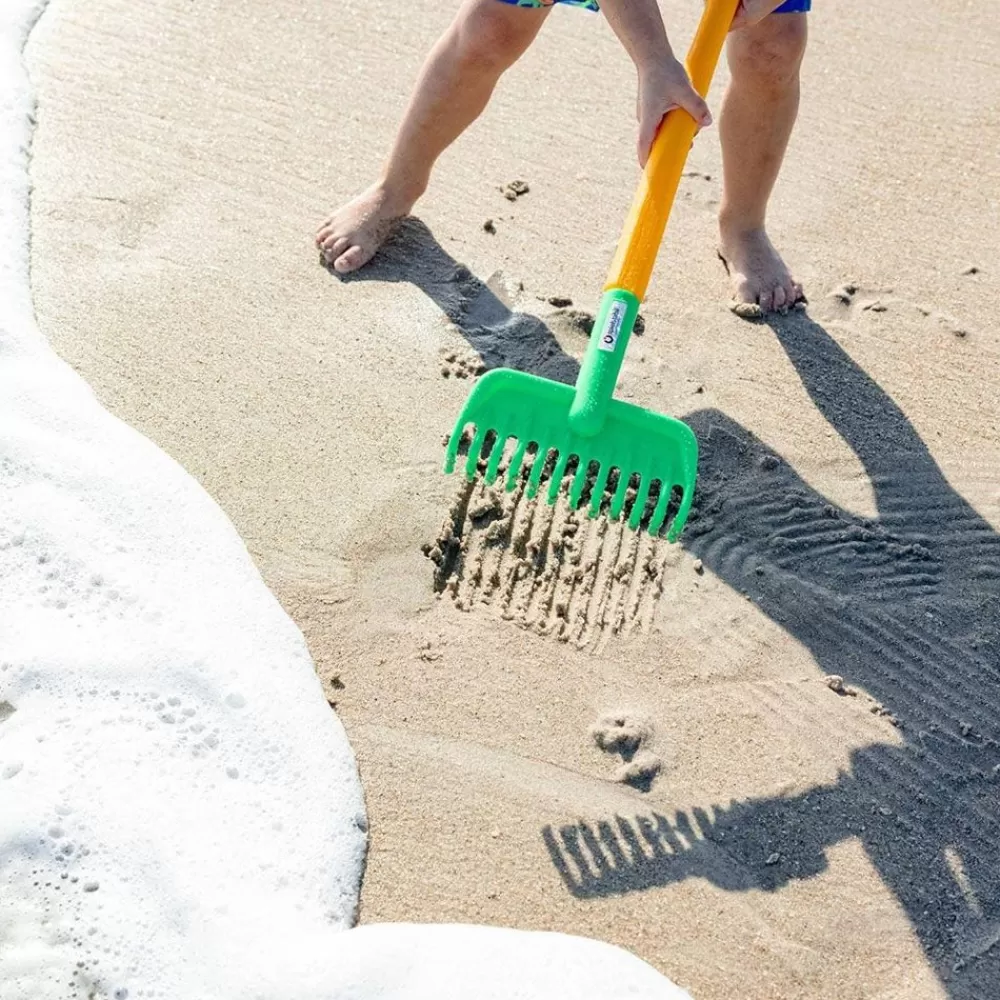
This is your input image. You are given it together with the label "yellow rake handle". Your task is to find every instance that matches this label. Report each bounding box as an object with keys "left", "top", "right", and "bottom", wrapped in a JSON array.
[{"left": 604, "top": 0, "right": 740, "bottom": 299}]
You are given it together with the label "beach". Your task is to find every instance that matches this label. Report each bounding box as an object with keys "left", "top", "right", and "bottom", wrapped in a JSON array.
[{"left": 12, "top": 0, "right": 1000, "bottom": 996}]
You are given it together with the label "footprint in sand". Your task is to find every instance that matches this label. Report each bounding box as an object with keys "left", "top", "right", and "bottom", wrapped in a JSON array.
[
  {"left": 824, "top": 282, "right": 974, "bottom": 339},
  {"left": 590, "top": 712, "right": 662, "bottom": 791}
]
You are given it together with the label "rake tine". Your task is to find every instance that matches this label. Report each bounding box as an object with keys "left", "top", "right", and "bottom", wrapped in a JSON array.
[
  {"left": 628, "top": 474, "right": 652, "bottom": 531},
  {"left": 587, "top": 463, "right": 611, "bottom": 518},
  {"left": 463, "top": 425, "right": 489, "bottom": 479},
  {"left": 443, "top": 424, "right": 466, "bottom": 475},
  {"left": 484, "top": 431, "right": 507, "bottom": 484},
  {"left": 505, "top": 438, "right": 529, "bottom": 492},
  {"left": 648, "top": 479, "right": 671, "bottom": 537},
  {"left": 526, "top": 442, "right": 550, "bottom": 499},
  {"left": 666, "top": 479, "right": 694, "bottom": 542},
  {"left": 545, "top": 450, "right": 571, "bottom": 504},
  {"left": 568, "top": 458, "right": 590, "bottom": 509},
  {"left": 608, "top": 466, "right": 632, "bottom": 521}
]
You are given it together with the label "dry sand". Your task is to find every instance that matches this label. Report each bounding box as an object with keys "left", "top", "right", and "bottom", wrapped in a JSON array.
[{"left": 24, "top": 0, "right": 1000, "bottom": 997}]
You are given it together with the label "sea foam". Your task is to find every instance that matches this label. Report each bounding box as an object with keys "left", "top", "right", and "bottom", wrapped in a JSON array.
[{"left": 0, "top": 4, "right": 692, "bottom": 997}]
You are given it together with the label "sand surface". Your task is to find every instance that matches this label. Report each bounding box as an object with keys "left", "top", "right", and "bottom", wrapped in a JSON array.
[{"left": 24, "top": 0, "right": 1000, "bottom": 997}]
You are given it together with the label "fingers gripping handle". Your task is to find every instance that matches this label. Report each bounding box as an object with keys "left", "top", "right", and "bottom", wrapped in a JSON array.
[{"left": 605, "top": 0, "right": 740, "bottom": 301}]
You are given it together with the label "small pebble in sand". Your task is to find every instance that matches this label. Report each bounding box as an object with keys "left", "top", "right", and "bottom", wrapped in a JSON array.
[
  {"left": 961, "top": 264, "right": 980, "bottom": 275},
  {"left": 693, "top": 559, "right": 704, "bottom": 574},
  {"left": 824, "top": 674, "right": 857, "bottom": 696},
  {"left": 759, "top": 454, "right": 779, "bottom": 471},
  {"left": 764, "top": 852, "right": 781, "bottom": 867},
  {"left": 500, "top": 179, "right": 530, "bottom": 200},
  {"left": 483, "top": 219, "right": 496, "bottom": 235},
  {"left": 547, "top": 295, "right": 573, "bottom": 308},
  {"left": 869, "top": 703, "right": 900, "bottom": 728}
]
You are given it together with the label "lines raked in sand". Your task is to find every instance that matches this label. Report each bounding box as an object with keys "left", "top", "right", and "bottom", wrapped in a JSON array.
[{"left": 427, "top": 460, "right": 673, "bottom": 648}]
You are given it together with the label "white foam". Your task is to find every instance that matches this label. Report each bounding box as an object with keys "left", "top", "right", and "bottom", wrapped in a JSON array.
[{"left": 0, "top": 4, "right": 693, "bottom": 998}]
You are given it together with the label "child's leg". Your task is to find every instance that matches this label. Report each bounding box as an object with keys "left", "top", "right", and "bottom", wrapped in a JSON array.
[
  {"left": 317, "top": 0, "right": 549, "bottom": 274},
  {"left": 718, "top": 12, "right": 808, "bottom": 313}
]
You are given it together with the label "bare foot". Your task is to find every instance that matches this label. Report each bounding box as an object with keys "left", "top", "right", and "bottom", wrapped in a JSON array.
[
  {"left": 718, "top": 224, "right": 804, "bottom": 318},
  {"left": 315, "top": 183, "right": 414, "bottom": 274}
]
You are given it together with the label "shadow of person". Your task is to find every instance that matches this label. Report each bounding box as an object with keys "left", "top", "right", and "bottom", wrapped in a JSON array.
[
  {"left": 326, "top": 217, "right": 581, "bottom": 386},
  {"left": 332, "top": 225, "right": 1000, "bottom": 991},
  {"left": 545, "top": 309, "right": 1000, "bottom": 998}
]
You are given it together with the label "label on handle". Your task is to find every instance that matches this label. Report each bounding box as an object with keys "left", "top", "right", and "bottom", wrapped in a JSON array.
[{"left": 598, "top": 300, "right": 628, "bottom": 353}]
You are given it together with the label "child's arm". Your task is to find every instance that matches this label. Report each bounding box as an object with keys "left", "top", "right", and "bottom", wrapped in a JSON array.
[{"left": 600, "top": 0, "right": 712, "bottom": 166}]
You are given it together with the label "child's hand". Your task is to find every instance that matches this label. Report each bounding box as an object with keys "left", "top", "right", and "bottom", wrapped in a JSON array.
[
  {"left": 731, "top": 0, "right": 789, "bottom": 30},
  {"left": 636, "top": 60, "right": 712, "bottom": 168}
]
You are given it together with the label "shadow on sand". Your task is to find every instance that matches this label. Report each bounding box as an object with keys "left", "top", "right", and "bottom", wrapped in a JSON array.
[
  {"left": 332, "top": 221, "right": 1000, "bottom": 996},
  {"left": 544, "top": 310, "right": 1000, "bottom": 999}
]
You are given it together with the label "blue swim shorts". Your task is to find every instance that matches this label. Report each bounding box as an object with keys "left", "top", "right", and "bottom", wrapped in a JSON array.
[{"left": 496, "top": 0, "right": 811, "bottom": 11}]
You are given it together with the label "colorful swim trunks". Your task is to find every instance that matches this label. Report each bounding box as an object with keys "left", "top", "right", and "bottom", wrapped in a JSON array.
[
  {"left": 497, "top": 0, "right": 600, "bottom": 9},
  {"left": 497, "top": 0, "right": 811, "bottom": 11}
]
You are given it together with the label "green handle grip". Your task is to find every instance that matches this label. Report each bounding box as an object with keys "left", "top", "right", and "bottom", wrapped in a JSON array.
[{"left": 568, "top": 288, "right": 641, "bottom": 437}]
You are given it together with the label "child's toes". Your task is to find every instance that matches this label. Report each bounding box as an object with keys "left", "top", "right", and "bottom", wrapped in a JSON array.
[
  {"left": 772, "top": 284, "right": 788, "bottom": 311},
  {"left": 321, "top": 235, "right": 349, "bottom": 261},
  {"left": 334, "top": 245, "right": 371, "bottom": 274},
  {"left": 733, "top": 275, "right": 757, "bottom": 306}
]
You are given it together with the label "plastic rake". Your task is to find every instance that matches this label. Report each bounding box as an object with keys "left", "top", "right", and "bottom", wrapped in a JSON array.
[{"left": 444, "top": 0, "right": 740, "bottom": 541}]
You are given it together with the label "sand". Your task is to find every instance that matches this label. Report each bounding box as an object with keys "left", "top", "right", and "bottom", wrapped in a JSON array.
[{"left": 23, "top": 0, "right": 1000, "bottom": 997}]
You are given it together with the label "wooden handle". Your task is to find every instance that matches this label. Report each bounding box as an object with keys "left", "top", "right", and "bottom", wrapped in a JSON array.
[{"left": 604, "top": 0, "right": 740, "bottom": 299}]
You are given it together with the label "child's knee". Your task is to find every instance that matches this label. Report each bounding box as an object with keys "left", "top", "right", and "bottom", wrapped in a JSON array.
[
  {"left": 730, "top": 15, "right": 807, "bottom": 91},
  {"left": 453, "top": 0, "right": 542, "bottom": 72}
]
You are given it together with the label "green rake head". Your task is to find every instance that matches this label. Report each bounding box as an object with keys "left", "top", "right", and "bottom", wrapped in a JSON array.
[{"left": 443, "top": 367, "right": 698, "bottom": 541}]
